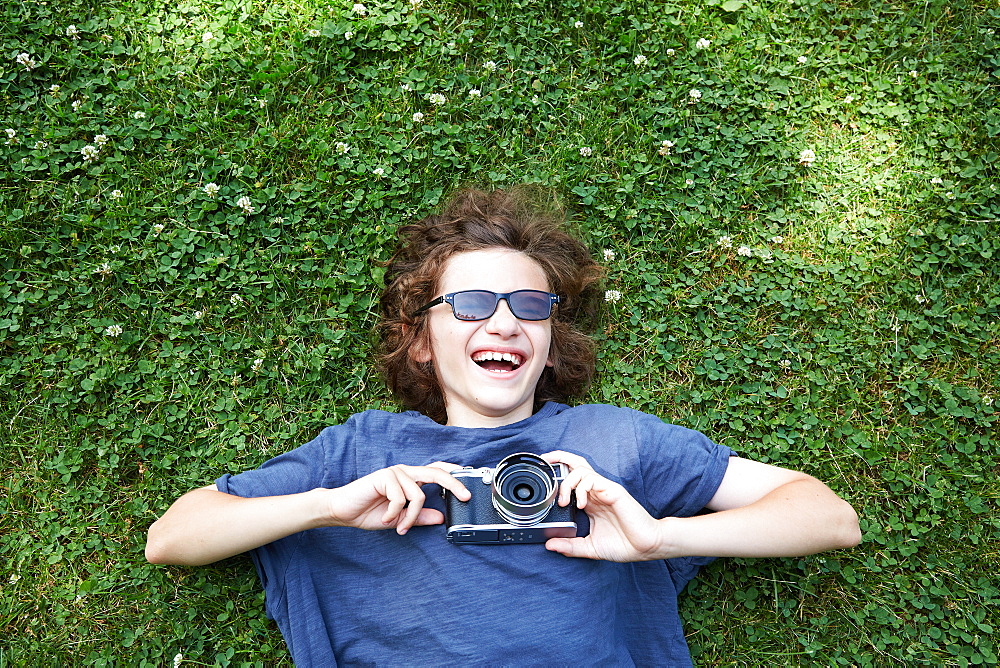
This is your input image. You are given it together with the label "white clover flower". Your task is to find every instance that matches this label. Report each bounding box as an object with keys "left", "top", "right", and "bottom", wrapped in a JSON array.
[
  {"left": 401, "top": 83, "right": 413, "bottom": 92},
  {"left": 202, "top": 31, "right": 214, "bottom": 42},
  {"left": 236, "top": 195, "right": 255, "bottom": 213},
  {"left": 4, "top": 129, "right": 16, "bottom": 145},
  {"left": 717, "top": 235, "right": 732, "bottom": 248},
  {"left": 94, "top": 262, "right": 113, "bottom": 278},
  {"left": 633, "top": 54, "right": 648, "bottom": 66},
  {"left": 696, "top": 38, "right": 711, "bottom": 49},
  {"left": 468, "top": 88, "right": 481, "bottom": 98},
  {"left": 427, "top": 92, "right": 446, "bottom": 106},
  {"left": 770, "top": 235, "right": 783, "bottom": 244},
  {"left": 335, "top": 141, "right": 350, "bottom": 154},
  {"left": 946, "top": 191, "right": 955, "bottom": 200},
  {"left": 94, "top": 134, "right": 108, "bottom": 145},
  {"left": 658, "top": 139, "right": 675, "bottom": 156},
  {"left": 983, "top": 395, "right": 994, "bottom": 406},
  {"left": 50, "top": 84, "right": 61, "bottom": 94},
  {"left": 797, "top": 55, "right": 807, "bottom": 64},
  {"left": 101, "top": 34, "right": 113, "bottom": 43},
  {"left": 484, "top": 60, "right": 498, "bottom": 72},
  {"left": 737, "top": 245, "right": 753, "bottom": 257},
  {"left": 173, "top": 653, "right": 183, "bottom": 668},
  {"left": 689, "top": 88, "right": 702, "bottom": 100},
  {"left": 251, "top": 358, "right": 264, "bottom": 372},
  {"left": 34, "top": 140, "right": 48, "bottom": 149},
  {"left": 105, "top": 324, "right": 123, "bottom": 337},
  {"left": 603, "top": 249, "right": 615, "bottom": 261},
  {"left": 203, "top": 182, "right": 220, "bottom": 197},
  {"left": 579, "top": 146, "right": 593, "bottom": 157},
  {"left": 915, "top": 294, "right": 927, "bottom": 304},
  {"left": 110, "top": 245, "right": 121, "bottom": 253},
  {"left": 81, "top": 145, "right": 100, "bottom": 162},
  {"left": 373, "top": 167, "right": 385, "bottom": 178},
  {"left": 253, "top": 97, "right": 266, "bottom": 108},
  {"left": 110, "top": 189, "right": 123, "bottom": 199},
  {"left": 666, "top": 48, "right": 675, "bottom": 56},
  {"left": 194, "top": 310, "right": 204, "bottom": 320},
  {"left": 66, "top": 24, "right": 80, "bottom": 38},
  {"left": 909, "top": 70, "right": 918, "bottom": 78},
  {"left": 230, "top": 294, "right": 245, "bottom": 306},
  {"left": 344, "top": 31, "right": 354, "bottom": 40},
  {"left": 412, "top": 112, "right": 424, "bottom": 122},
  {"left": 72, "top": 99, "right": 84, "bottom": 111},
  {"left": 844, "top": 95, "right": 854, "bottom": 104},
  {"left": 778, "top": 359, "right": 792, "bottom": 370},
  {"left": 604, "top": 289, "right": 622, "bottom": 303},
  {"left": 685, "top": 178, "right": 694, "bottom": 186},
  {"left": 930, "top": 176, "right": 943, "bottom": 185},
  {"left": 531, "top": 95, "right": 540, "bottom": 105},
  {"left": 272, "top": 216, "right": 285, "bottom": 224},
  {"left": 798, "top": 149, "right": 816, "bottom": 166},
  {"left": 153, "top": 223, "right": 165, "bottom": 235},
  {"left": 133, "top": 111, "right": 146, "bottom": 119},
  {"left": 574, "top": 20, "right": 584, "bottom": 28},
  {"left": 308, "top": 29, "right": 321, "bottom": 37},
  {"left": 353, "top": 3, "right": 368, "bottom": 15},
  {"left": 410, "top": 0, "right": 423, "bottom": 7},
  {"left": 16, "top": 53, "right": 38, "bottom": 70}
]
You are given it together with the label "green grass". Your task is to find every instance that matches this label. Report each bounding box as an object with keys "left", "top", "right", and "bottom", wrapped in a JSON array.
[{"left": 2, "top": 0, "right": 998, "bottom": 665}]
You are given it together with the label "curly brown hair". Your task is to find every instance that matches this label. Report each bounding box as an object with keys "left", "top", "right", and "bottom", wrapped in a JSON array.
[{"left": 376, "top": 186, "right": 604, "bottom": 423}]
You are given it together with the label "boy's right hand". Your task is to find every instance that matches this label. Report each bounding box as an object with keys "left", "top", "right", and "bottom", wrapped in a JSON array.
[{"left": 324, "top": 463, "right": 470, "bottom": 535}]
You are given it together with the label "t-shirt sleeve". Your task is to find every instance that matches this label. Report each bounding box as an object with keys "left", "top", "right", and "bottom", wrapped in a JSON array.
[
  {"left": 213, "top": 426, "right": 353, "bottom": 619},
  {"left": 629, "top": 410, "right": 733, "bottom": 519},
  {"left": 215, "top": 428, "right": 341, "bottom": 499}
]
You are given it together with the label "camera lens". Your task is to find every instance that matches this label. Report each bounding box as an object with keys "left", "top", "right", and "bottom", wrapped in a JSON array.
[{"left": 491, "top": 453, "right": 558, "bottom": 526}]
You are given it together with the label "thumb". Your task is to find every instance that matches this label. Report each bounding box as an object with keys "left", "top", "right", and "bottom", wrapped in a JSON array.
[{"left": 545, "top": 537, "right": 593, "bottom": 559}]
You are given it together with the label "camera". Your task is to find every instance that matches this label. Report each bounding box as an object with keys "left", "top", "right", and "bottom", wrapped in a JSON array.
[{"left": 442, "top": 452, "right": 578, "bottom": 545}]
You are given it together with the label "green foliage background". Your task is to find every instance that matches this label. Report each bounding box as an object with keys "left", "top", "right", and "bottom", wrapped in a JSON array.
[{"left": 1, "top": 0, "right": 997, "bottom": 664}]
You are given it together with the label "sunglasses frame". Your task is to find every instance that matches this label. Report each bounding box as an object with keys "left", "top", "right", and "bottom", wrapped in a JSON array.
[{"left": 412, "top": 289, "right": 561, "bottom": 322}]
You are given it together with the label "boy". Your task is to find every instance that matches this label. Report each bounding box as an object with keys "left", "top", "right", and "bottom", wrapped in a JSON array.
[{"left": 147, "top": 186, "right": 860, "bottom": 666}]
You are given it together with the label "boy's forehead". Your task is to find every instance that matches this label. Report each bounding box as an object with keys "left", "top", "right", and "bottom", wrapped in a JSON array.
[{"left": 437, "top": 249, "right": 549, "bottom": 291}]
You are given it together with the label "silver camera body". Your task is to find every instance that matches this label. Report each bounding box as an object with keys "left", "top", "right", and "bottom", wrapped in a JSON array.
[{"left": 442, "top": 453, "right": 578, "bottom": 545}]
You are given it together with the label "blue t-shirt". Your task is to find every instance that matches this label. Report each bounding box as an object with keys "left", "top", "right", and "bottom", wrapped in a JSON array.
[{"left": 217, "top": 402, "right": 733, "bottom": 667}]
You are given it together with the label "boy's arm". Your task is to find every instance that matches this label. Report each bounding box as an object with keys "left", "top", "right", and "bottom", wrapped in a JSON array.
[
  {"left": 542, "top": 452, "right": 860, "bottom": 562},
  {"left": 668, "top": 456, "right": 861, "bottom": 557},
  {"left": 145, "top": 463, "right": 470, "bottom": 566}
]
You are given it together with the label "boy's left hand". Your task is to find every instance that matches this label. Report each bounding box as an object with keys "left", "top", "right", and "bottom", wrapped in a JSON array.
[{"left": 541, "top": 450, "right": 664, "bottom": 562}]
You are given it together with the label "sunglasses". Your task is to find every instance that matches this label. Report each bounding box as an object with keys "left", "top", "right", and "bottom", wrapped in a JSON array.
[{"left": 413, "top": 289, "right": 561, "bottom": 322}]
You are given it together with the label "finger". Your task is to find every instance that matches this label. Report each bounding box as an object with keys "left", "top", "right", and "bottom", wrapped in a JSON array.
[
  {"left": 426, "top": 461, "right": 462, "bottom": 473},
  {"left": 380, "top": 477, "right": 408, "bottom": 525},
  {"left": 411, "top": 465, "right": 471, "bottom": 502},
  {"left": 557, "top": 465, "right": 597, "bottom": 507},
  {"left": 411, "top": 508, "right": 445, "bottom": 527},
  {"left": 390, "top": 468, "right": 428, "bottom": 534},
  {"left": 575, "top": 476, "right": 595, "bottom": 510},
  {"left": 545, "top": 537, "right": 596, "bottom": 560},
  {"left": 542, "top": 450, "right": 593, "bottom": 471}
]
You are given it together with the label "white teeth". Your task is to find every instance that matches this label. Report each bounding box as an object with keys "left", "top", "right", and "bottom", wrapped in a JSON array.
[{"left": 473, "top": 351, "right": 523, "bottom": 367}]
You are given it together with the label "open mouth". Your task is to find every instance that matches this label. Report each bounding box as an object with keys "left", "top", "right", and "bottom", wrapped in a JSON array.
[{"left": 472, "top": 351, "right": 524, "bottom": 374}]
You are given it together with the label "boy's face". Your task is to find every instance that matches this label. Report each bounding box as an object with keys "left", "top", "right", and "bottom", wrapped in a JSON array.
[{"left": 415, "top": 248, "right": 554, "bottom": 428}]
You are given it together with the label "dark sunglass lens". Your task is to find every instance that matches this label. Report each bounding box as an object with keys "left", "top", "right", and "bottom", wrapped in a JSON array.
[
  {"left": 451, "top": 291, "right": 497, "bottom": 320},
  {"left": 510, "top": 291, "right": 551, "bottom": 320}
]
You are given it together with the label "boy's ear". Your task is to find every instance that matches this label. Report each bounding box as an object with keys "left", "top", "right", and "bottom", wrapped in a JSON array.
[{"left": 405, "top": 324, "right": 433, "bottom": 363}]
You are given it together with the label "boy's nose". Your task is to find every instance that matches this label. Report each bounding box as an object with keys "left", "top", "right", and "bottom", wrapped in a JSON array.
[{"left": 484, "top": 298, "right": 520, "bottom": 335}]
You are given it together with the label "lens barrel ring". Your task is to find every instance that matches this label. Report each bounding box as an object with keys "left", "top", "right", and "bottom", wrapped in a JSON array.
[{"left": 491, "top": 453, "right": 559, "bottom": 526}]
